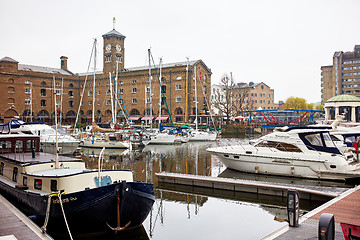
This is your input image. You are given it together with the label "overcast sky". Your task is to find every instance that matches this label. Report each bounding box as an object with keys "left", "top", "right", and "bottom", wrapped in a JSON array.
[{"left": 1, "top": 0, "right": 360, "bottom": 103}]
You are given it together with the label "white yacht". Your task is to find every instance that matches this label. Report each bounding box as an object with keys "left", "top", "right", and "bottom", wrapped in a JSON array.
[
  {"left": 0, "top": 120, "right": 80, "bottom": 155},
  {"left": 189, "top": 129, "right": 217, "bottom": 141},
  {"left": 147, "top": 130, "right": 189, "bottom": 145},
  {"left": 207, "top": 126, "right": 360, "bottom": 181}
]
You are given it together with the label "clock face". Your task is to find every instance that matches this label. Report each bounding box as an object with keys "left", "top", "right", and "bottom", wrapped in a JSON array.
[
  {"left": 116, "top": 44, "right": 122, "bottom": 52},
  {"left": 106, "top": 44, "right": 111, "bottom": 51}
]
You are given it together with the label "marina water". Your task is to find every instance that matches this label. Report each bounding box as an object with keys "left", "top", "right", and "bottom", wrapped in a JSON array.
[{"left": 75, "top": 137, "right": 354, "bottom": 240}]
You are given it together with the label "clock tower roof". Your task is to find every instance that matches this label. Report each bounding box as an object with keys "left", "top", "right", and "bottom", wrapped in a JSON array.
[{"left": 102, "top": 29, "right": 126, "bottom": 39}]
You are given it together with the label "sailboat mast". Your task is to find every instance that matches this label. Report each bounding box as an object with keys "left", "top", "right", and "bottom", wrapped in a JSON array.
[
  {"left": 60, "top": 78, "right": 63, "bottom": 126},
  {"left": 92, "top": 39, "right": 97, "bottom": 123},
  {"left": 114, "top": 61, "right": 119, "bottom": 125},
  {"left": 53, "top": 76, "right": 59, "bottom": 169},
  {"left": 148, "top": 49, "right": 153, "bottom": 127},
  {"left": 158, "top": 58, "right": 162, "bottom": 129},
  {"left": 109, "top": 72, "right": 115, "bottom": 125},
  {"left": 194, "top": 64, "right": 198, "bottom": 130}
]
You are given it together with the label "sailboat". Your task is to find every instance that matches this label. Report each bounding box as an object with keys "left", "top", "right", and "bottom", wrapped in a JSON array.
[
  {"left": 146, "top": 52, "right": 188, "bottom": 144},
  {"left": 189, "top": 61, "right": 217, "bottom": 141},
  {"left": 0, "top": 74, "right": 155, "bottom": 236}
]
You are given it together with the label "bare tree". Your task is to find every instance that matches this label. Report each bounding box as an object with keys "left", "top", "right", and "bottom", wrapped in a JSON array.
[{"left": 212, "top": 73, "right": 234, "bottom": 124}]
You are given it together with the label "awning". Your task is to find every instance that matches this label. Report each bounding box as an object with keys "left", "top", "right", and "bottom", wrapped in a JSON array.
[
  {"left": 141, "top": 116, "right": 154, "bottom": 120},
  {"left": 129, "top": 116, "right": 140, "bottom": 121},
  {"left": 155, "top": 116, "right": 169, "bottom": 121},
  {"left": 234, "top": 115, "right": 246, "bottom": 120}
]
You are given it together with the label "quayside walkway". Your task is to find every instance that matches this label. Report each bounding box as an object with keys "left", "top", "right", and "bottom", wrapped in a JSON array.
[
  {"left": 0, "top": 194, "right": 53, "bottom": 240},
  {"left": 264, "top": 185, "right": 360, "bottom": 239}
]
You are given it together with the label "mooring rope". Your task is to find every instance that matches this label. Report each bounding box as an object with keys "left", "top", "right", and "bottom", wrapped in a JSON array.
[
  {"left": 41, "top": 191, "right": 73, "bottom": 240},
  {"left": 58, "top": 192, "right": 73, "bottom": 240}
]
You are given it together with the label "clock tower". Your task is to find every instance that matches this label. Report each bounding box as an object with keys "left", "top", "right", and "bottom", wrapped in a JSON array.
[{"left": 102, "top": 18, "right": 126, "bottom": 74}]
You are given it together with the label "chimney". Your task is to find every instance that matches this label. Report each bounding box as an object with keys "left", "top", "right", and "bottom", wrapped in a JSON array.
[{"left": 60, "top": 56, "right": 68, "bottom": 70}]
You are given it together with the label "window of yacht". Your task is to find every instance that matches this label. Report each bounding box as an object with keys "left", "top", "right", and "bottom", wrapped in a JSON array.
[
  {"left": 51, "top": 180, "right": 57, "bottom": 192},
  {"left": 255, "top": 141, "right": 302, "bottom": 152},
  {"left": 23, "top": 176, "right": 28, "bottom": 186},
  {"left": 0, "top": 162, "right": 4, "bottom": 175},
  {"left": 12, "top": 167, "right": 18, "bottom": 182},
  {"left": 304, "top": 134, "right": 322, "bottom": 146},
  {"left": 34, "top": 179, "right": 42, "bottom": 190},
  {"left": 323, "top": 133, "right": 337, "bottom": 148}
]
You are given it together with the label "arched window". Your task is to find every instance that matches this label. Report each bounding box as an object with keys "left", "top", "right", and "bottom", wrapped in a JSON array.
[
  {"left": 41, "top": 81, "right": 46, "bottom": 86},
  {"left": 69, "top": 83, "right": 74, "bottom": 88},
  {"left": 130, "top": 109, "right": 140, "bottom": 115},
  {"left": 175, "top": 108, "right": 183, "bottom": 115},
  {"left": 8, "top": 78, "right": 14, "bottom": 84},
  {"left": 8, "top": 98, "right": 15, "bottom": 104}
]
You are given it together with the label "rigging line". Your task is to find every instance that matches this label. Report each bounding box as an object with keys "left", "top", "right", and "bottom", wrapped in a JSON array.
[
  {"left": 149, "top": 52, "right": 174, "bottom": 126},
  {"left": 111, "top": 75, "right": 130, "bottom": 121},
  {"left": 74, "top": 39, "right": 96, "bottom": 130},
  {"left": 112, "top": 77, "right": 130, "bottom": 125},
  {"left": 196, "top": 71, "right": 218, "bottom": 131}
]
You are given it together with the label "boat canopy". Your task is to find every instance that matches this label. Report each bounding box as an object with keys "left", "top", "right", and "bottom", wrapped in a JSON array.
[{"left": 298, "top": 131, "right": 341, "bottom": 154}]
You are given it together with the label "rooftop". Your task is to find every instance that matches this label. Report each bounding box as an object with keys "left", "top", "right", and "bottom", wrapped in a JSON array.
[{"left": 327, "top": 94, "right": 360, "bottom": 102}]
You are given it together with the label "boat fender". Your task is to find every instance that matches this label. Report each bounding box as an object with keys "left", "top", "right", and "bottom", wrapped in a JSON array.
[
  {"left": 255, "top": 165, "right": 259, "bottom": 174},
  {"left": 291, "top": 166, "right": 295, "bottom": 174}
]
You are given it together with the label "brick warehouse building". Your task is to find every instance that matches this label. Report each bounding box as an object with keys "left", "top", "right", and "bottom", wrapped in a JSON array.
[{"left": 0, "top": 27, "right": 212, "bottom": 125}]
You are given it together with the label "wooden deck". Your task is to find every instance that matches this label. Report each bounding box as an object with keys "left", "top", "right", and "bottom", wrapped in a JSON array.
[
  {"left": 0, "top": 194, "right": 52, "bottom": 240},
  {"left": 264, "top": 185, "right": 360, "bottom": 239}
]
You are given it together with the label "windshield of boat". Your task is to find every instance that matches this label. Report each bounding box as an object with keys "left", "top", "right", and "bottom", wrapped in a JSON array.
[{"left": 299, "top": 131, "right": 341, "bottom": 154}]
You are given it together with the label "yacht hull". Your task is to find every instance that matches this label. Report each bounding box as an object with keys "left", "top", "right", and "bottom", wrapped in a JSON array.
[{"left": 207, "top": 147, "right": 360, "bottom": 181}]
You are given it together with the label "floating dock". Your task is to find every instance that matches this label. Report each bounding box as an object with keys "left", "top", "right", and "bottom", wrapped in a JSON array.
[
  {"left": 0, "top": 194, "right": 53, "bottom": 240},
  {"left": 155, "top": 172, "right": 348, "bottom": 201}
]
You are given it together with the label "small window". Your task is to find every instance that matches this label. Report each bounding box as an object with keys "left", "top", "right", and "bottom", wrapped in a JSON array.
[
  {"left": 0, "top": 162, "right": 4, "bottom": 175},
  {"left": 55, "top": 82, "right": 60, "bottom": 87},
  {"left": 132, "top": 80, "right": 137, "bottom": 84},
  {"left": 23, "top": 176, "right": 28, "bottom": 186},
  {"left": 132, "top": 88, "right": 137, "bottom": 93},
  {"left": 51, "top": 180, "right": 57, "bottom": 192},
  {"left": 132, "top": 98, "right": 137, "bottom": 104},
  {"left": 12, "top": 167, "right": 18, "bottom": 182},
  {"left": 69, "top": 83, "right": 74, "bottom": 88},
  {"left": 41, "top": 100, "right": 46, "bottom": 107},
  {"left": 34, "top": 179, "right": 42, "bottom": 190},
  {"left": 175, "top": 85, "right": 182, "bottom": 91},
  {"left": 176, "top": 76, "right": 182, "bottom": 80},
  {"left": 69, "top": 101, "right": 74, "bottom": 108},
  {"left": 41, "top": 89, "right": 46, "bottom": 97}
]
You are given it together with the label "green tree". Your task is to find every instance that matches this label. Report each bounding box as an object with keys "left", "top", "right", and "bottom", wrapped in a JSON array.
[{"left": 284, "top": 97, "right": 307, "bottom": 109}]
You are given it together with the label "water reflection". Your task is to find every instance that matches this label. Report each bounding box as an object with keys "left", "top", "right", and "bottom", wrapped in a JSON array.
[{"left": 77, "top": 137, "right": 352, "bottom": 240}]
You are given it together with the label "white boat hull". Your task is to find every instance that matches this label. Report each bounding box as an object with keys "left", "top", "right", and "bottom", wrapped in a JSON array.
[
  {"left": 148, "top": 133, "right": 187, "bottom": 145},
  {"left": 189, "top": 131, "right": 217, "bottom": 141},
  {"left": 207, "top": 146, "right": 360, "bottom": 181}
]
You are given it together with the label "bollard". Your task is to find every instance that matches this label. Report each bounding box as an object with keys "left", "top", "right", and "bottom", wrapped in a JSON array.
[
  {"left": 287, "top": 189, "right": 299, "bottom": 227},
  {"left": 318, "top": 213, "right": 335, "bottom": 240}
]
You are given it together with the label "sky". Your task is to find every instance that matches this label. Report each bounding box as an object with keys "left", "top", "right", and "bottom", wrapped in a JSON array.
[{"left": 1, "top": 0, "right": 360, "bottom": 104}]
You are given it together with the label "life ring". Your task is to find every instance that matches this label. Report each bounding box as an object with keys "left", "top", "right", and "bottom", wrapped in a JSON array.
[{"left": 178, "top": 133, "right": 183, "bottom": 136}]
